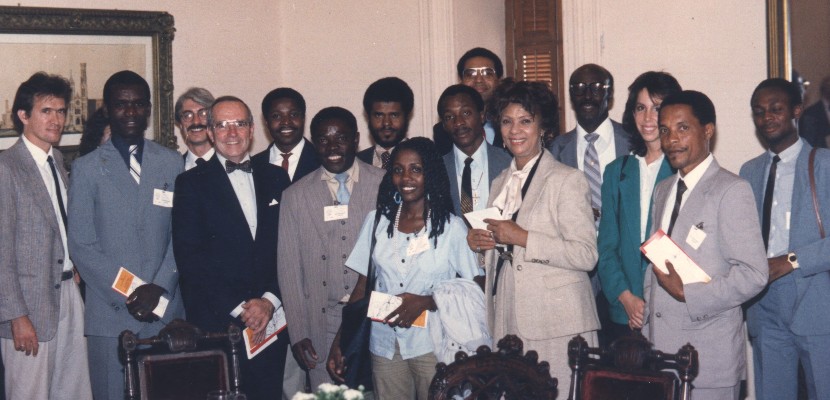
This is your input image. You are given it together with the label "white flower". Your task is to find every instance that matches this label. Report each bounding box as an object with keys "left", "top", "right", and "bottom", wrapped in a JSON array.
[
  {"left": 317, "top": 383, "right": 340, "bottom": 394},
  {"left": 342, "top": 389, "right": 364, "bottom": 400},
  {"left": 290, "top": 393, "right": 316, "bottom": 400}
]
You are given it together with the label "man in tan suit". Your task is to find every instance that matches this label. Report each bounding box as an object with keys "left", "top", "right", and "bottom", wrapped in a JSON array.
[
  {"left": 277, "top": 107, "right": 384, "bottom": 388},
  {"left": 0, "top": 72, "right": 91, "bottom": 399}
]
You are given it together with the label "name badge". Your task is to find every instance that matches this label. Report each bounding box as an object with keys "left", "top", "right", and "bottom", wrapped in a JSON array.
[
  {"left": 324, "top": 205, "right": 348, "bottom": 221},
  {"left": 685, "top": 225, "right": 707, "bottom": 250},
  {"left": 407, "top": 234, "right": 430, "bottom": 257},
  {"left": 153, "top": 188, "right": 174, "bottom": 208}
]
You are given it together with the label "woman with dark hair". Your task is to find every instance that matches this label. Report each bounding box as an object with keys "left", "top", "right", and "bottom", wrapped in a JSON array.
[
  {"left": 597, "top": 71, "right": 681, "bottom": 341},
  {"left": 78, "top": 107, "right": 111, "bottom": 157},
  {"left": 468, "top": 80, "right": 599, "bottom": 381},
  {"left": 328, "top": 137, "right": 481, "bottom": 400}
]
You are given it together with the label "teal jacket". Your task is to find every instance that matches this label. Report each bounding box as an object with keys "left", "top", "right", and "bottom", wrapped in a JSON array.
[{"left": 597, "top": 155, "right": 673, "bottom": 325}]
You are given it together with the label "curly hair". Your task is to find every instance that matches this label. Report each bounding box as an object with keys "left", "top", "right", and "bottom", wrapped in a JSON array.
[
  {"left": 488, "top": 79, "right": 560, "bottom": 139},
  {"left": 376, "top": 137, "right": 454, "bottom": 247},
  {"left": 621, "top": 71, "right": 682, "bottom": 156}
]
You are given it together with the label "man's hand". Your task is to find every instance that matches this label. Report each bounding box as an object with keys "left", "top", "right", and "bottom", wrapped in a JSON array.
[
  {"left": 485, "top": 219, "right": 528, "bottom": 248},
  {"left": 126, "top": 283, "right": 165, "bottom": 322},
  {"left": 241, "top": 298, "right": 275, "bottom": 338},
  {"left": 618, "top": 290, "right": 645, "bottom": 329},
  {"left": 383, "top": 293, "right": 436, "bottom": 329},
  {"left": 467, "top": 228, "right": 496, "bottom": 253},
  {"left": 653, "top": 261, "right": 685, "bottom": 302},
  {"left": 292, "top": 338, "right": 320, "bottom": 370},
  {"left": 768, "top": 255, "right": 794, "bottom": 283},
  {"left": 11, "top": 316, "right": 39, "bottom": 356},
  {"left": 326, "top": 332, "right": 346, "bottom": 383}
]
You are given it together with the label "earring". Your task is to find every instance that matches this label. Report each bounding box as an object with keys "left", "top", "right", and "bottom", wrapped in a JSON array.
[{"left": 393, "top": 192, "right": 402, "bottom": 204}]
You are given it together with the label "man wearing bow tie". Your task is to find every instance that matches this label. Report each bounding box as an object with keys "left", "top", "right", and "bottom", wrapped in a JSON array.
[{"left": 172, "top": 96, "right": 291, "bottom": 399}]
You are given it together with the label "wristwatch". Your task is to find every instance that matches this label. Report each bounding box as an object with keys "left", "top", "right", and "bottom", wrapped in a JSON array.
[{"left": 787, "top": 252, "right": 799, "bottom": 269}]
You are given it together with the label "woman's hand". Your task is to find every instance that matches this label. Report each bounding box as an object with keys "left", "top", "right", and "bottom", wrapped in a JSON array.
[
  {"left": 485, "top": 218, "right": 528, "bottom": 248},
  {"left": 618, "top": 290, "right": 645, "bottom": 329},
  {"left": 467, "top": 228, "right": 496, "bottom": 253},
  {"left": 383, "top": 293, "right": 436, "bottom": 329}
]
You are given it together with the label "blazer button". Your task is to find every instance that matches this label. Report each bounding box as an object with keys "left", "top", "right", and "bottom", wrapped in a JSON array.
[
  {"left": 322, "top": 308, "right": 326, "bottom": 314},
  {"left": 323, "top": 281, "right": 327, "bottom": 286},
  {"left": 341, "top": 220, "right": 346, "bottom": 225},
  {"left": 115, "top": 306, "right": 120, "bottom": 311},
  {"left": 655, "top": 312, "right": 662, "bottom": 318},
  {"left": 55, "top": 284, "right": 60, "bottom": 289},
  {"left": 341, "top": 236, "right": 347, "bottom": 240},
  {"left": 342, "top": 254, "right": 347, "bottom": 259},
  {"left": 344, "top": 270, "right": 349, "bottom": 274},
  {"left": 57, "top": 259, "right": 64, "bottom": 264},
  {"left": 321, "top": 255, "right": 327, "bottom": 260},
  {"left": 345, "top": 285, "right": 350, "bottom": 290},
  {"left": 516, "top": 265, "right": 523, "bottom": 271}
]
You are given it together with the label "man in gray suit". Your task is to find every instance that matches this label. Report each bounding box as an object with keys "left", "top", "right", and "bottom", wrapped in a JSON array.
[
  {"left": 0, "top": 73, "right": 92, "bottom": 399},
  {"left": 741, "top": 78, "right": 830, "bottom": 399},
  {"left": 68, "top": 70, "right": 185, "bottom": 400},
  {"left": 644, "top": 91, "right": 767, "bottom": 399},
  {"left": 277, "top": 107, "right": 385, "bottom": 388},
  {"left": 438, "top": 84, "right": 510, "bottom": 219}
]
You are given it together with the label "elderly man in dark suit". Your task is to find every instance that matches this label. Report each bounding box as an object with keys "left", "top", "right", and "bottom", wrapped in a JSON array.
[
  {"left": 252, "top": 87, "right": 320, "bottom": 183},
  {"left": 0, "top": 73, "right": 91, "bottom": 399},
  {"left": 173, "top": 96, "right": 290, "bottom": 399},
  {"left": 644, "top": 91, "right": 767, "bottom": 399},
  {"left": 277, "top": 106, "right": 384, "bottom": 389},
  {"left": 68, "top": 70, "right": 185, "bottom": 400}
]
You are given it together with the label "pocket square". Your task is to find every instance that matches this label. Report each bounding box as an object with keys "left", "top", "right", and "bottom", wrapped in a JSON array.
[{"left": 268, "top": 199, "right": 279, "bottom": 206}]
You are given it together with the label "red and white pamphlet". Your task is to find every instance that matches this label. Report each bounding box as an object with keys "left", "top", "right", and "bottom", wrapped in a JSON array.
[{"left": 641, "top": 229, "right": 711, "bottom": 284}]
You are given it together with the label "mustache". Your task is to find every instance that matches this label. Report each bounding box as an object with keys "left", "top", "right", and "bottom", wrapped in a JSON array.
[{"left": 187, "top": 124, "right": 208, "bottom": 133}]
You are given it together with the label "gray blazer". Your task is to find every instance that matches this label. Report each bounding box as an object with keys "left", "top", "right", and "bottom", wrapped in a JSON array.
[
  {"left": 276, "top": 161, "right": 384, "bottom": 387},
  {"left": 68, "top": 139, "right": 185, "bottom": 338},
  {"left": 484, "top": 151, "right": 599, "bottom": 340},
  {"left": 0, "top": 140, "right": 69, "bottom": 341},
  {"left": 644, "top": 159, "right": 768, "bottom": 388},
  {"left": 547, "top": 119, "right": 631, "bottom": 168},
  {"left": 443, "top": 143, "right": 511, "bottom": 217}
]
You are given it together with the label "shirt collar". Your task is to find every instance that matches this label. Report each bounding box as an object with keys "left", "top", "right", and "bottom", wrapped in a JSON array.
[
  {"left": 767, "top": 137, "right": 803, "bottom": 163},
  {"left": 270, "top": 138, "right": 305, "bottom": 158},
  {"left": 216, "top": 152, "right": 251, "bottom": 174},
  {"left": 21, "top": 134, "right": 53, "bottom": 166},
  {"left": 321, "top": 160, "right": 360, "bottom": 183},
  {"left": 186, "top": 147, "right": 215, "bottom": 163},
  {"left": 111, "top": 134, "right": 144, "bottom": 164},
  {"left": 575, "top": 117, "right": 613, "bottom": 142},
  {"left": 677, "top": 153, "right": 714, "bottom": 193},
  {"left": 453, "top": 139, "right": 488, "bottom": 173}
]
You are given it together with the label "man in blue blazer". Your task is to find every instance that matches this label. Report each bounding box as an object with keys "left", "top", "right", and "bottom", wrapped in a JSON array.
[
  {"left": 173, "top": 96, "right": 291, "bottom": 399},
  {"left": 741, "top": 78, "right": 830, "bottom": 400},
  {"left": 438, "top": 85, "right": 511, "bottom": 219},
  {"left": 68, "top": 71, "right": 185, "bottom": 400}
]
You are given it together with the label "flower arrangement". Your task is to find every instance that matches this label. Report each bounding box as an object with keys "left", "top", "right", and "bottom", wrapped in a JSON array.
[{"left": 290, "top": 383, "right": 364, "bottom": 400}]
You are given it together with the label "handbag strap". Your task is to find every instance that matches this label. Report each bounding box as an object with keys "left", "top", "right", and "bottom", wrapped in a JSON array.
[
  {"left": 363, "top": 210, "right": 383, "bottom": 297},
  {"left": 808, "top": 148, "right": 825, "bottom": 239}
]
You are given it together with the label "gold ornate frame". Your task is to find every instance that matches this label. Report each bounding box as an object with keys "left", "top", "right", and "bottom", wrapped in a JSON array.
[{"left": 767, "top": 0, "right": 790, "bottom": 79}]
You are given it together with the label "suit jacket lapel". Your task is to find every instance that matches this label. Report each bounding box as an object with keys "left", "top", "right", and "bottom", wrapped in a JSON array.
[
  {"left": 208, "top": 157, "right": 254, "bottom": 242},
  {"left": 515, "top": 153, "right": 552, "bottom": 227},
  {"left": 618, "top": 156, "right": 641, "bottom": 242},
  {"left": 562, "top": 133, "right": 578, "bottom": 167},
  {"left": 444, "top": 152, "right": 461, "bottom": 216},
  {"left": 673, "top": 160, "right": 721, "bottom": 238},
  {"left": 11, "top": 141, "right": 61, "bottom": 234},
  {"left": 309, "top": 168, "right": 336, "bottom": 241}
]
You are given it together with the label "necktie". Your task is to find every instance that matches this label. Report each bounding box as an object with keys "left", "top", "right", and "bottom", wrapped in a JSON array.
[
  {"left": 46, "top": 156, "right": 68, "bottom": 228},
  {"left": 280, "top": 152, "right": 292, "bottom": 171},
  {"left": 195, "top": 158, "right": 206, "bottom": 166},
  {"left": 461, "top": 157, "right": 474, "bottom": 214},
  {"left": 584, "top": 132, "right": 602, "bottom": 218},
  {"left": 667, "top": 178, "right": 687, "bottom": 237},
  {"left": 761, "top": 155, "right": 781, "bottom": 249},
  {"left": 334, "top": 172, "right": 350, "bottom": 205},
  {"left": 381, "top": 151, "right": 391, "bottom": 169},
  {"left": 129, "top": 144, "right": 141, "bottom": 184},
  {"left": 225, "top": 159, "right": 252, "bottom": 173}
]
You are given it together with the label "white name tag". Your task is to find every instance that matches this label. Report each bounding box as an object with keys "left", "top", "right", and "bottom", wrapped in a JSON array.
[
  {"left": 324, "top": 205, "right": 349, "bottom": 221},
  {"left": 407, "top": 234, "right": 430, "bottom": 257},
  {"left": 685, "top": 225, "right": 707, "bottom": 250},
  {"left": 153, "top": 189, "right": 174, "bottom": 207}
]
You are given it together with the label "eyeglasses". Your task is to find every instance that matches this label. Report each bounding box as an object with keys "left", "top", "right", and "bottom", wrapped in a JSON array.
[
  {"left": 212, "top": 120, "right": 251, "bottom": 132},
  {"left": 569, "top": 82, "right": 610, "bottom": 96},
  {"left": 462, "top": 67, "right": 497, "bottom": 79},
  {"left": 180, "top": 108, "right": 208, "bottom": 122}
]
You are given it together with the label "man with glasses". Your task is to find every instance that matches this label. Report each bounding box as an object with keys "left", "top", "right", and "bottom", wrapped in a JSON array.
[
  {"left": 173, "top": 96, "right": 291, "bottom": 399},
  {"left": 68, "top": 70, "right": 185, "bottom": 400},
  {"left": 548, "top": 63, "right": 631, "bottom": 347},
  {"left": 175, "top": 87, "right": 215, "bottom": 170},
  {"left": 435, "top": 47, "right": 505, "bottom": 154}
]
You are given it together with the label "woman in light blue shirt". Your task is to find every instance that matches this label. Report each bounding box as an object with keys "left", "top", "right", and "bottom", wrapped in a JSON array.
[{"left": 328, "top": 137, "right": 481, "bottom": 400}]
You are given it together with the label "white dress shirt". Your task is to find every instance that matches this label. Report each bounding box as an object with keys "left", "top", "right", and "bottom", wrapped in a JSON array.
[
  {"left": 268, "top": 139, "right": 305, "bottom": 180},
  {"left": 453, "top": 142, "right": 490, "bottom": 211},
  {"left": 637, "top": 153, "right": 665, "bottom": 242},
  {"left": 575, "top": 118, "right": 617, "bottom": 176},
  {"left": 216, "top": 153, "right": 257, "bottom": 238},
  {"left": 660, "top": 154, "right": 715, "bottom": 232}
]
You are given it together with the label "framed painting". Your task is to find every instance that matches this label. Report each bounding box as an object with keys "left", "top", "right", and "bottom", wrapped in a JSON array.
[{"left": 0, "top": 6, "right": 176, "bottom": 166}]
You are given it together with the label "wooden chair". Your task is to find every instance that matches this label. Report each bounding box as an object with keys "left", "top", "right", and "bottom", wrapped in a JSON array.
[
  {"left": 428, "top": 334, "right": 558, "bottom": 400},
  {"left": 120, "top": 319, "right": 244, "bottom": 400},
  {"left": 567, "top": 333, "right": 698, "bottom": 400}
]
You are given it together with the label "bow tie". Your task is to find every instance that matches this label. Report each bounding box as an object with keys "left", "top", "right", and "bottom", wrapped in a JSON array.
[{"left": 225, "top": 159, "right": 252, "bottom": 173}]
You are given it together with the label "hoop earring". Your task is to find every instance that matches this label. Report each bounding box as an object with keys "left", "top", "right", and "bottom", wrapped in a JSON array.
[{"left": 393, "top": 192, "right": 402, "bottom": 204}]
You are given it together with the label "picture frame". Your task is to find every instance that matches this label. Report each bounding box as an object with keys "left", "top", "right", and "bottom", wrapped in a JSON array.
[{"left": 0, "top": 5, "right": 177, "bottom": 164}]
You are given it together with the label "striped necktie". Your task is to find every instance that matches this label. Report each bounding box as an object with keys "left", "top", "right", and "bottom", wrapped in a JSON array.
[
  {"left": 583, "top": 132, "right": 601, "bottom": 219},
  {"left": 129, "top": 144, "right": 141, "bottom": 184}
]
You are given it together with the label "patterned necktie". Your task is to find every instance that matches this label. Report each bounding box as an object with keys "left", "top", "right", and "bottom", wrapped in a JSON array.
[
  {"left": 667, "top": 179, "right": 687, "bottom": 237},
  {"left": 225, "top": 159, "right": 252, "bottom": 173},
  {"left": 583, "top": 132, "right": 601, "bottom": 218},
  {"left": 128, "top": 144, "right": 141, "bottom": 184},
  {"left": 381, "top": 151, "right": 391, "bottom": 169},
  {"left": 334, "top": 172, "right": 350, "bottom": 205},
  {"left": 280, "top": 152, "right": 292, "bottom": 171},
  {"left": 461, "top": 157, "right": 474, "bottom": 214},
  {"left": 761, "top": 155, "right": 781, "bottom": 249},
  {"left": 46, "top": 155, "right": 68, "bottom": 228}
]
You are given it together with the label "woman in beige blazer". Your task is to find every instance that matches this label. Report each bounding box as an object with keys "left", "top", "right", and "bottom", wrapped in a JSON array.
[{"left": 468, "top": 80, "right": 599, "bottom": 382}]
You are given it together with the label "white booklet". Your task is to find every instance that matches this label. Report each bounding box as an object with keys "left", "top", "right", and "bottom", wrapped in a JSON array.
[
  {"left": 111, "top": 267, "right": 169, "bottom": 318},
  {"left": 640, "top": 229, "right": 711, "bottom": 284},
  {"left": 367, "top": 291, "right": 427, "bottom": 328},
  {"left": 230, "top": 301, "right": 288, "bottom": 359},
  {"left": 463, "top": 207, "right": 504, "bottom": 230}
]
